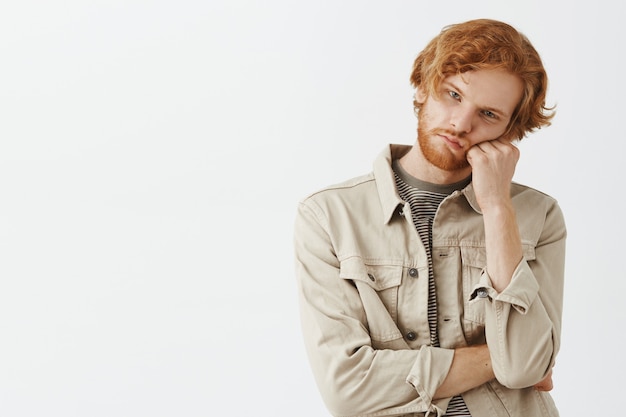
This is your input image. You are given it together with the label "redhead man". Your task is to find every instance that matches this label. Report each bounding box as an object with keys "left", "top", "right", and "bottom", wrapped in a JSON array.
[{"left": 294, "top": 19, "right": 565, "bottom": 416}]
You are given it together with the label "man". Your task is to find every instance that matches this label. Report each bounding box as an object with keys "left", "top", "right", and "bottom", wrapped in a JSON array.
[{"left": 294, "top": 18, "right": 566, "bottom": 417}]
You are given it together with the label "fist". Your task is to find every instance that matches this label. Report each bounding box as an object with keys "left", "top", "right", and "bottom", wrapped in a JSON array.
[{"left": 466, "top": 139, "right": 520, "bottom": 210}]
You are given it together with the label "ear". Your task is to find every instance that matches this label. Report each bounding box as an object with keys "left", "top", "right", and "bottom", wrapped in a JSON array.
[{"left": 414, "top": 86, "right": 427, "bottom": 105}]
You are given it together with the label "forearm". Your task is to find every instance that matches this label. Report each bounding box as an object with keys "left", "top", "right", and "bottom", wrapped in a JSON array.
[
  {"left": 434, "top": 345, "right": 494, "bottom": 399},
  {"left": 482, "top": 202, "right": 523, "bottom": 292},
  {"left": 434, "top": 344, "right": 554, "bottom": 398}
]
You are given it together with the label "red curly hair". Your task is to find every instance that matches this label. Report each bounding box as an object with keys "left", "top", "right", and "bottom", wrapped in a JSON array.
[{"left": 410, "top": 19, "right": 555, "bottom": 140}]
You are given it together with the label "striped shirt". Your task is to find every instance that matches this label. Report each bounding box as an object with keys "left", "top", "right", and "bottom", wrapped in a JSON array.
[{"left": 393, "top": 161, "right": 472, "bottom": 417}]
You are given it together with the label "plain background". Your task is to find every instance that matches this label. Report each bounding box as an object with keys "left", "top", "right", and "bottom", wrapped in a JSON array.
[{"left": 1, "top": 1, "right": 623, "bottom": 416}]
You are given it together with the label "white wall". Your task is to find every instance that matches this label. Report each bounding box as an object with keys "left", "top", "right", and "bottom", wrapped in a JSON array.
[{"left": 0, "top": 1, "right": 622, "bottom": 416}]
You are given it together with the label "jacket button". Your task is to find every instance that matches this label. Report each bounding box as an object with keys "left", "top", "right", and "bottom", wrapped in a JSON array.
[
  {"left": 406, "top": 331, "right": 417, "bottom": 341},
  {"left": 367, "top": 273, "right": 375, "bottom": 282},
  {"left": 408, "top": 268, "right": 418, "bottom": 277}
]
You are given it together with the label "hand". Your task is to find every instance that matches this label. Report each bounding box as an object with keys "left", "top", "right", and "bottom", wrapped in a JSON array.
[
  {"left": 466, "top": 139, "right": 520, "bottom": 211},
  {"left": 533, "top": 369, "right": 554, "bottom": 392}
]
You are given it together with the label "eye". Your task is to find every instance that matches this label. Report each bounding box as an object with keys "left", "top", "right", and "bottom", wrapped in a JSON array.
[
  {"left": 482, "top": 110, "right": 497, "bottom": 119},
  {"left": 448, "top": 90, "right": 461, "bottom": 100}
]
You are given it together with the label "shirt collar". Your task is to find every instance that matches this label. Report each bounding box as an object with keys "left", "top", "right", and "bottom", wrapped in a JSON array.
[{"left": 373, "top": 144, "right": 482, "bottom": 224}]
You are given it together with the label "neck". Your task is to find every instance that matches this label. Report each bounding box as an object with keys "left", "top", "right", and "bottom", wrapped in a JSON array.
[{"left": 398, "top": 143, "right": 472, "bottom": 185}]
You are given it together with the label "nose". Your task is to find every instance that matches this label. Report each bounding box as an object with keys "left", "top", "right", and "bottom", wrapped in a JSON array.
[{"left": 450, "top": 107, "right": 473, "bottom": 134}]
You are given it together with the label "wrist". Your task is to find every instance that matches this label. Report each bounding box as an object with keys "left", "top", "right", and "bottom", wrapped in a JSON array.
[{"left": 479, "top": 199, "right": 514, "bottom": 216}]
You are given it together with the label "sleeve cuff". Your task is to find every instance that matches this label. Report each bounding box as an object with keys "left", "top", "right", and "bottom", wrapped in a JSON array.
[
  {"left": 406, "top": 345, "right": 454, "bottom": 415},
  {"left": 469, "top": 260, "right": 539, "bottom": 314}
]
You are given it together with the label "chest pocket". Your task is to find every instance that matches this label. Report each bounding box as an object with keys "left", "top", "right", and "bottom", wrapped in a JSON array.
[
  {"left": 339, "top": 257, "right": 404, "bottom": 345},
  {"left": 460, "top": 245, "right": 536, "bottom": 344}
]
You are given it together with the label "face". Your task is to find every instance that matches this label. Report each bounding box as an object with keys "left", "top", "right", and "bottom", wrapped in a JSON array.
[{"left": 415, "top": 69, "right": 524, "bottom": 172}]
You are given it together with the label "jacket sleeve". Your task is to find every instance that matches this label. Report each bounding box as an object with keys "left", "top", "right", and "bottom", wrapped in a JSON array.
[
  {"left": 294, "top": 199, "right": 454, "bottom": 417},
  {"left": 470, "top": 199, "right": 566, "bottom": 389}
]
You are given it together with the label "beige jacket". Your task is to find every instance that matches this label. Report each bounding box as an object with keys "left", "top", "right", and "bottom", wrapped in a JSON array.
[{"left": 294, "top": 144, "right": 566, "bottom": 416}]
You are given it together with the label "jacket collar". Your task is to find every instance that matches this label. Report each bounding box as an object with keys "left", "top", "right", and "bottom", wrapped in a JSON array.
[
  {"left": 461, "top": 183, "right": 483, "bottom": 214},
  {"left": 373, "top": 144, "right": 408, "bottom": 224}
]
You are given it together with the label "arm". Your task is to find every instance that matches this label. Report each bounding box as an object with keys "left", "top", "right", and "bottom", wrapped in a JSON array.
[
  {"left": 435, "top": 345, "right": 552, "bottom": 399},
  {"left": 295, "top": 200, "right": 430, "bottom": 415},
  {"left": 467, "top": 139, "right": 566, "bottom": 388},
  {"left": 466, "top": 139, "right": 522, "bottom": 292},
  {"left": 434, "top": 345, "right": 494, "bottom": 399}
]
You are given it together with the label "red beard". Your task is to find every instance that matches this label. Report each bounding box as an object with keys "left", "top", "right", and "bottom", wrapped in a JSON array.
[{"left": 417, "top": 111, "right": 470, "bottom": 172}]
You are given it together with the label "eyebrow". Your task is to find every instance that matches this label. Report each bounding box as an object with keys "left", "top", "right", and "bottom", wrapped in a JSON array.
[{"left": 444, "top": 80, "right": 510, "bottom": 118}]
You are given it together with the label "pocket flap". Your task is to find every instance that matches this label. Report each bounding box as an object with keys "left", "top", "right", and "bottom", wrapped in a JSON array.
[
  {"left": 460, "top": 244, "right": 536, "bottom": 268},
  {"left": 460, "top": 246, "right": 485, "bottom": 268},
  {"left": 339, "top": 257, "right": 402, "bottom": 291}
]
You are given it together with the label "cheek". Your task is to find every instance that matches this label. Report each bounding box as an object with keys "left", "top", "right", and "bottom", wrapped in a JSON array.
[
  {"left": 471, "top": 124, "right": 509, "bottom": 142},
  {"left": 421, "top": 101, "right": 448, "bottom": 125}
]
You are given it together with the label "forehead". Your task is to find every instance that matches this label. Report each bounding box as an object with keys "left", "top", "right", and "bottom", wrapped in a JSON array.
[{"left": 443, "top": 69, "right": 524, "bottom": 116}]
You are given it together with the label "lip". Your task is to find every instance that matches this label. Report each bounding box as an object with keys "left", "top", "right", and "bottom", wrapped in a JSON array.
[{"left": 439, "top": 134, "right": 464, "bottom": 151}]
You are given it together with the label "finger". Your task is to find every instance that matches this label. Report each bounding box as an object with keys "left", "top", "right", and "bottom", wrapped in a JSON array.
[
  {"left": 534, "top": 379, "right": 553, "bottom": 391},
  {"left": 472, "top": 140, "right": 494, "bottom": 152},
  {"left": 465, "top": 146, "right": 488, "bottom": 166},
  {"left": 485, "top": 139, "right": 521, "bottom": 161},
  {"left": 471, "top": 139, "right": 509, "bottom": 155}
]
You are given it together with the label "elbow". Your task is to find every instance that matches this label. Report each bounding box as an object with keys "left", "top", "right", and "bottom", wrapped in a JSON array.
[
  {"left": 492, "top": 352, "right": 554, "bottom": 389},
  {"left": 494, "top": 368, "right": 546, "bottom": 389},
  {"left": 318, "top": 379, "right": 371, "bottom": 417},
  {"left": 492, "top": 327, "right": 558, "bottom": 389},
  {"left": 315, "top": 356, "right": 385, "bottom": 417},
  {"left": 325, "top": 400, "right": 359, "bottom": 417},
  {"left": 321, "top": 394, "right": 364, "bottom": 416}
]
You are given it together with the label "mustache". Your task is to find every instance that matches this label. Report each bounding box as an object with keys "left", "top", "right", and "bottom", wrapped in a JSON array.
[{"left": 429, "top": 128, "right": 465, "bottom": 139}]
